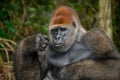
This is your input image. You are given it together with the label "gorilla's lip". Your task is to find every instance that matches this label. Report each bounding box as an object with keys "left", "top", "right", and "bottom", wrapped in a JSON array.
[{"left": 53, "top": 43, "right": 63, "bottom": 47}]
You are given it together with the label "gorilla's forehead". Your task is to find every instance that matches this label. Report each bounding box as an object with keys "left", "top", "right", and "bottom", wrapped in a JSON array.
[{"left": 49, "top": 24, "right": 71, "bottom": 29}]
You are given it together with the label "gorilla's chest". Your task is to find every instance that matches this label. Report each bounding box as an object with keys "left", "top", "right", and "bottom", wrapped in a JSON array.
[{"left": 47, "top": 42, "right": 92, "bottom": 67}]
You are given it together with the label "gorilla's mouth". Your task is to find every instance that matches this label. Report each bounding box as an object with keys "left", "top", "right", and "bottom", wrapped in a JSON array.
[{"left": 53, "top": 43, "right": 63, "bottom": 47}]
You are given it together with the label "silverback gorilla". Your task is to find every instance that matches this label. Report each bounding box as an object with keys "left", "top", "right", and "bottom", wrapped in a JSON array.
[{"left": 14, "top": 6, "right": 120, "bottom": 80}]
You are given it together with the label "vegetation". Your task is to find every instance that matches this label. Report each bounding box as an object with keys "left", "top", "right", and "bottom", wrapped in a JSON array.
[{"left": 0, "top": 0, "right": 120, "bottom": 80}]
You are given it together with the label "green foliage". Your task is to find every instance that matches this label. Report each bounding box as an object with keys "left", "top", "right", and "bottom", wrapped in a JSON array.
[
  {"left": 0, "top": 21, "right": 15, "bottom": 38},
  {"left": 0, "top": 1, "right": 17, "bottom": 38}
]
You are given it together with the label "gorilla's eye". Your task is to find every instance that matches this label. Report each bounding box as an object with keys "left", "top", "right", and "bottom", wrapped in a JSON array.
[
  {"left": 72, "top": 21, "right": 76, "bottom": 28},
  {"left": 51, "top": 29, "right": 58, "bottom": 35},
  {"left": 61, "top": 28, "right": 67, "bottom": 31}
]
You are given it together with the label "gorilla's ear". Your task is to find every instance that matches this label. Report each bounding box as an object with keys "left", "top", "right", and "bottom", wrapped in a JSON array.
[{"left": 72, "top": 21, "right": 76, "bottom": 28}]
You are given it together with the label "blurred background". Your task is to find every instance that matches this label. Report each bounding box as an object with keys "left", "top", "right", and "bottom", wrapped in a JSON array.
[{"left": 0, "top": 0, "right": 120, "bottom": 80}]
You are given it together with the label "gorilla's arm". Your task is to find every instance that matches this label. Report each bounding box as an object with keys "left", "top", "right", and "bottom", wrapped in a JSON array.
[
  {"left": 13, "top": 34, "right": 48, "bottom": 80},
  {"left": 83, "top": 28, "right": 120, "bottom": 58},
  {"left": 59, "top": 59, "right": 120, "bottom": 80}
]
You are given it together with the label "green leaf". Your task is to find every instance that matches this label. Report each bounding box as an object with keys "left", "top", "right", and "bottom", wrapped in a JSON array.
[
  {"left": 28, "top": 7, "right": 36, "bottom": 12},
  {"left": 4, "top": 20, "right": 15, "bottom": 33},
  {"left": 0, "top": 29, "right": 8, "bottom": 38}
]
